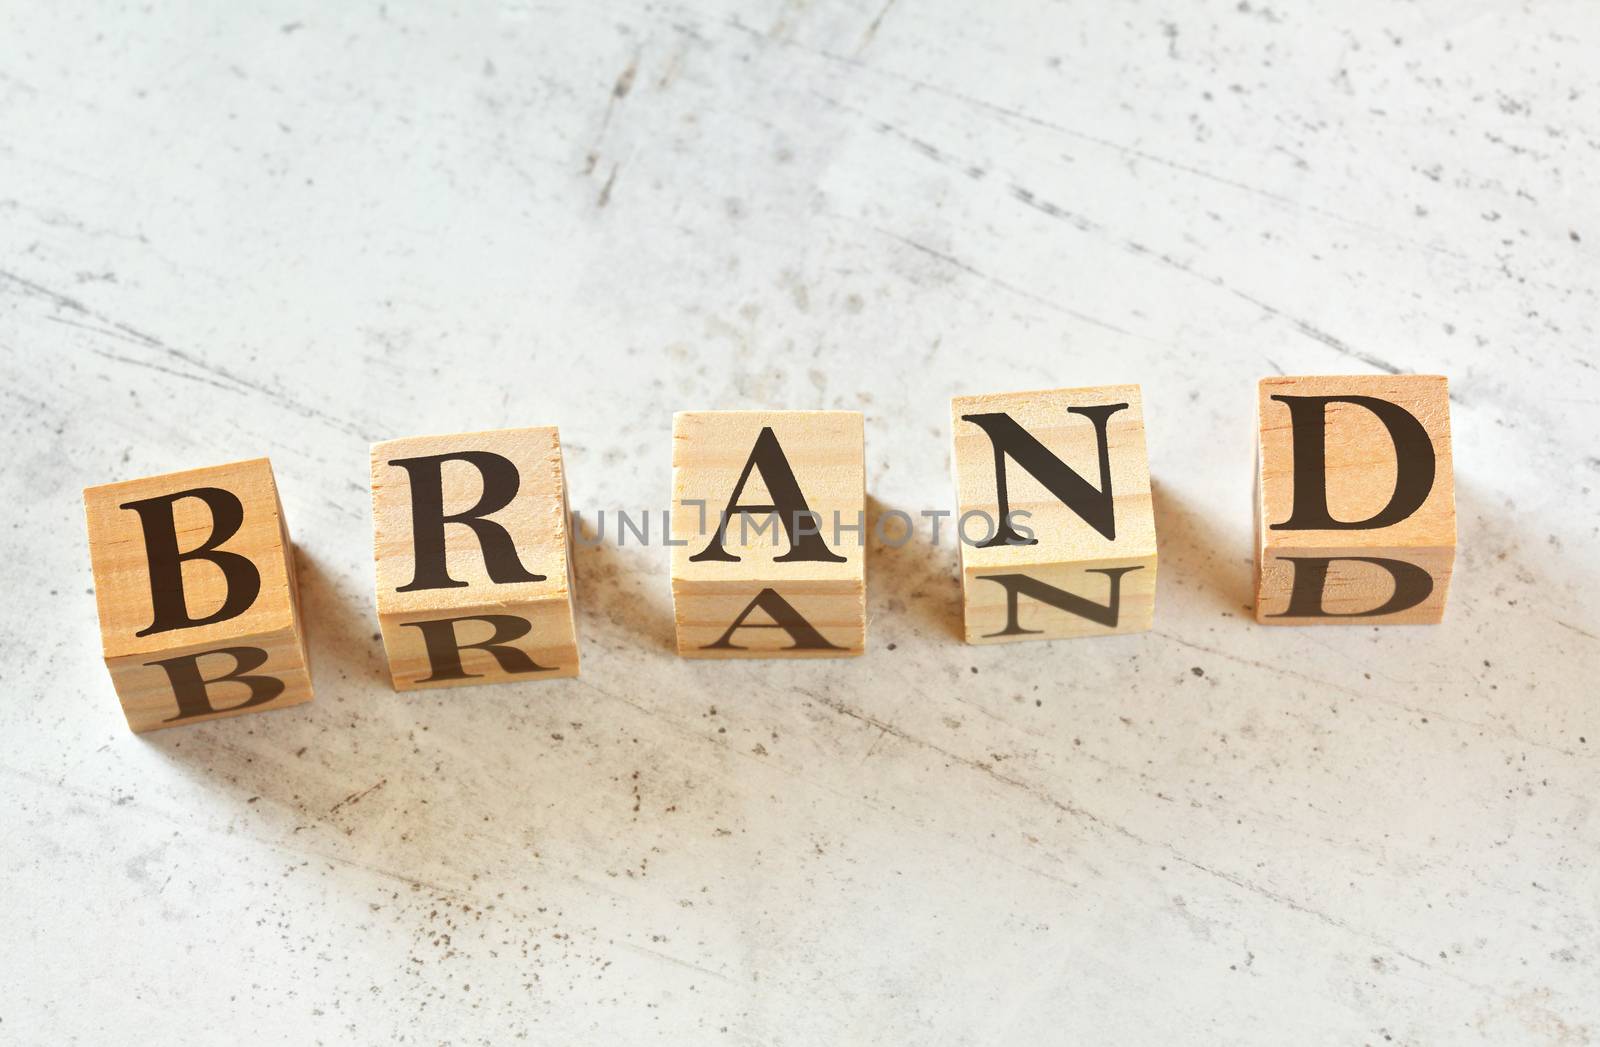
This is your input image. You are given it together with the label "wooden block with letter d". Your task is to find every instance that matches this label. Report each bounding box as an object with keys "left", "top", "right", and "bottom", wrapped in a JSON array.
[
  {"left": 371, "top": 426, "right": 580, "bottom": 689},
  {"left": 951, "top": 385, "right": 1157, "bottom": 644},
  {"left": 83, "top": 457, "right": 313, "bottom": 732},
  {"left": 1255, "top": 374, "right": 1455, "bottom": 624},
  {"left": 671, "top": 410, "right": 866, "bottom": 658}
]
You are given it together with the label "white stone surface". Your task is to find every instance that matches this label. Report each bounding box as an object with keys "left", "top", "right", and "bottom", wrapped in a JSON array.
[{"left": 2, "top": 2, "right": 1597, "bottom": 1043}]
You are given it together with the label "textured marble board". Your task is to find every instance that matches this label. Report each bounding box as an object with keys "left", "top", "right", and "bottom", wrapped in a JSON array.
[{"left": 3, "top": 2, "right": 1596, "bottom": 1045}]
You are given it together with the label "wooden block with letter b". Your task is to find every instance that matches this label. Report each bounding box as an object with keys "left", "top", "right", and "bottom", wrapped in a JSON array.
[
  {"left": 671, "top": 410, "right": 866, "bottom": 658},
  {"left": 951, "top": 385, "right": 1157, "bottom": 644},
  {"left": 371, "top": 426, "right": 580, "bottom": 689},
  {"left": 83, "top": 457, "right": 313, "bottom": 733},
  {"left": 1255, "top": 374, "right": 1455, "bottom": 624}
]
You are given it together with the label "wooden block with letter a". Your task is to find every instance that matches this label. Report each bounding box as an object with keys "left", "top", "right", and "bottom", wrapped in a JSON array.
[
  {"left": 671, "top": 410, "right": 866, "bottom": 658},
  {"left": 1255, "top": 374, "right": 1455, "bottom": 624},
  {"left": 371, "top": 426, "right": 580, "bottom": 689},
  {"left": 83, "top": 457, "right": 313, "bottom": 732},
  {"left": 951, "top": 385, "right": 1157, "bottom": 644}
]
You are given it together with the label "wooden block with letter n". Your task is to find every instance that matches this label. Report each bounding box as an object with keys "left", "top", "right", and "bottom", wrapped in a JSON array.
[
  {"left": 1255, "top": 374, "right": 1455, "bottom": 624},
  {"left": 371, "top": 426, "right": 580, "bottom": 689},
  {"left": 83, "top": 458, "right": 313, "bottom": 733},
  {"left": 951, "top": 385, "right": 1157, "bottom": 644},
  {"left": 671, "top": 410, "right": 866, "bottom": 658}
]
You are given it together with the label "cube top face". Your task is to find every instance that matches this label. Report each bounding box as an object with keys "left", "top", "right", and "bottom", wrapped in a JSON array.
[
  {"left": 1256, "top": 375, "right": 1455, "bottom": 553},
  {"left": 83, "top": 457, "right": 296, "bottom": 661},
  {"left": 371, "top": 426, "right": 573, "bottom": 618},
  {"left": 951, "top": 384, "right": 1156, "bottom": 574},
  {"left": 670, "top": 411, "right": 866, "bottom": 585}
]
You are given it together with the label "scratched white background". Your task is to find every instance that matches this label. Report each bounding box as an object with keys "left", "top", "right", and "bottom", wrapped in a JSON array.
[{"left": 2, "top": 2, "right": 1597, "bottom": 1044}]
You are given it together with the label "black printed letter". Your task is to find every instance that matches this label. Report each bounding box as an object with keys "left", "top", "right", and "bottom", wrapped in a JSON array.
[
  {"left": 121, "top": 487, "right": 261, "bottom": 637},
  {"left": 960, "top": 404, "right": 1128, "bottom": 546},
  {"left": 389, "top": 451, "right": 545, "bottom": 591},
  {"left": 977, "top": 567, "right": 1144, "bottom": 636},
  {"left": 146, "top": 645, "right": 284, "bottom": 723},
  {"left": 1269, "top": 395, "right": 1435, "bottom": 530},
  {"left": 1268, "top": 556, "right": 1434, "bottom": 618},
  {"left": 690, "top": 428, "right": 846, "bottom": 564},
  {"left": 701, "top": 588, "right": 844, "bottom": 651},
  {"left": 402, "top": 614, "right": 554, "bottom": 682}
]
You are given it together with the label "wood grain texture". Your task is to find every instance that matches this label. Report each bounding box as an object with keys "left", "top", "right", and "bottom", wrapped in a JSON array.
[
  {"left": 371, "top": 427, "right": 579, "bottom": 688},
  {"left": 952, "top": 385, "right": 1157, "bottom": 642},
  {"left": 7, "top": 2, "right": 1597, "bottom": 1042},
  {"left": 1255, "top": 375, "right": 1456, "bottom": 624},
  {"left": 82, "top": 458, "right": 312, "bottom": 732},
  {"left": 671, "top": 410, "right": 866, "bottom": 657}
]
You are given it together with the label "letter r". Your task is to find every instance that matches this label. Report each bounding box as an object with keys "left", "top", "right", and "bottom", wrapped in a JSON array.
[{"left": 388, "top": 451, "right": 546, "bottom": 591}]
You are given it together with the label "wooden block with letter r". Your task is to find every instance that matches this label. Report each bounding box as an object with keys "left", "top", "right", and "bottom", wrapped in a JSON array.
[
  {"left": 671, "top": 410, "right": 866, "bottom": 658},
  {"left": 1255, "top": 374, "right": 1455, "bottom": 624},
  {"left": 371, "top": 426, "right": 580, "bottom": 689},
  {"left": 83, "top": 457, "right": 313, "bottom": 733},
  {"left": 951, "top": 384, "right": 1157, "bottom": 644}
]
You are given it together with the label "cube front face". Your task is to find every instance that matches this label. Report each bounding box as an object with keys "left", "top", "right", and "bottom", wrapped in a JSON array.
[
  {"left": 376, "top": 599, "right": 580, "bottom": 687},
  {"left": 951, "top": 385, "right": 1157, "bottom": 644},
  {"left": 1255, "top": 375, "right": 1456, "bottom": 624},
  {"left": 83, "top": 458, "right": 312, "bottom": 732},
  {"left": 371, "top": 427, "right": 580, "bottom": 690},
  {"left": 670, "top": 411, "right": 866, "bottom": 658}
]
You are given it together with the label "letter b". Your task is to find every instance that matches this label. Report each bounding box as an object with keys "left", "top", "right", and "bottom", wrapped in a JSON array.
[
  {"left": 120, "top": 486, "right": 262, "bottom": 636},
  {"left": 85, "top": 459, "right": 314, "bottom": 732}
]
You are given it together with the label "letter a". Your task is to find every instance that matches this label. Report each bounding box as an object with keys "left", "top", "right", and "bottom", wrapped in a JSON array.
[
  {"left": 690, "top": 428, "right": 846, "bottom": 564},
  {"left": 701, "top": 588, "right": 844, "bottom": 651}
]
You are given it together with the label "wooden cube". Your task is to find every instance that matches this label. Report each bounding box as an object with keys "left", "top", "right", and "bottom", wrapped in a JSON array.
[
  {"left": 1255, "top": 374, "right": 1455, "bottom": 624},
  {"left": 371, "top": 427, "right": 580, "bottom": 689},
  {"left": 83, "top": 458, "right": 313, "bottom": 733},
  {"left": 671, "top": 411, "right": 866, "bottom": 658},
  {"left": 951, "top": 385, "right": 1157, "bottom": 644}
]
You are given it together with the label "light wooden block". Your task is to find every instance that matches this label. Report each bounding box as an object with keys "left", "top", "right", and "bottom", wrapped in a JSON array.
[
  {"left": 951, "top": 385, "right": 1157, "bottom": 644},
  {"left": 83, "top": 458, "right": 313, "bottom": 733},
  {"left": 371, "top": 427, "right": 580, "bottom": 689},
  {"left": 671, "top": 410, "right": 866, "bottom": 658},
  {"left": 1255, "top": 375, "right": 1455, "bottom": 624}
]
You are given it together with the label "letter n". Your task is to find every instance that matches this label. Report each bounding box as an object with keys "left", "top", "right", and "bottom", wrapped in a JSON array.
[
  {"left": 959, "top": 403, "right": 1129, "bottom": 545},
  {"left": 976, "top": 567, "right": 1144, "bottom": 638}
]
